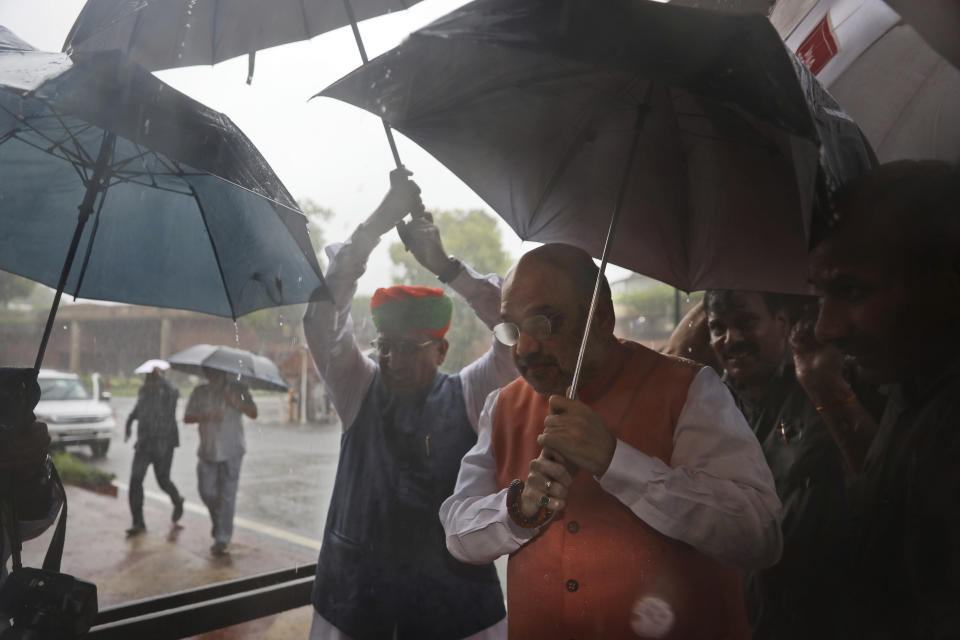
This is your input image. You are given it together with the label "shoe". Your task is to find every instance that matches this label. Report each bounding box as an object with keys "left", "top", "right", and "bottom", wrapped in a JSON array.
[
  {"left": 126, "top": 523, "right": 146, "bottom": 537},
  {"left": 210, "top": 541, "right": 229, "bottom": 556},
  {"left": 172, "top": 497, "right": 184, "bottom": 523}
]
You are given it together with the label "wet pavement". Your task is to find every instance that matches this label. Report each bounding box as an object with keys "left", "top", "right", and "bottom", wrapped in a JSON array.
[
  {"left": 80, "top": 395, "right": 341, "bottom": 548},
  {"left": 21, "top": 485, "right": 317, "bottom": 639},
  {"left": 30, "top": 395, "right": 332, "bottom": 638}
]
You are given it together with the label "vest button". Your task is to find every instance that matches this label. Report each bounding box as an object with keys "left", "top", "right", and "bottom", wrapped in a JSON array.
[
  {"left": 566, "top": 520, "right": 580, "bottom": 534},
  {"left": 565, "top": 579, "right": 579, "bottom": 592}
]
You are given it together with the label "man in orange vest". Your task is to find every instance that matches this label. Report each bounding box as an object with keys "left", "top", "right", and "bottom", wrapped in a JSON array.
[{"left": 440, "top": 243, "right": 782, "bottom": 639}]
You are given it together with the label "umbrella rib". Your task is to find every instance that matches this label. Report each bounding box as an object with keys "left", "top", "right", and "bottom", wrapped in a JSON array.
[
  {"left": 72, "top": 182, "right": 110, "bottom": 299},
  {"left": 661, "top": 85, "right": 691, "bottom": 286},
  {"left": 299, "top": 0, "right": 312, "bottom": 40},
  {"left": 190, "top": 183, "right": 238, "bottom": 320},
  {"left": 0, "top": 103, "right": 90, "bottom": 168},
  {"left": 105, "top": 172, "right": 194, "bottom": 196},
  {"left": 212, "top": 0, "right": 221, "bottom": 62},
  {"left": 48, "top": 111, "right": 99, "bottom": 172},
  {"left": 109, "top": 144, "right": 161, "bottom": 177},
  {"left": 3, "top": 127, "right": 91, "bottom": 183}
]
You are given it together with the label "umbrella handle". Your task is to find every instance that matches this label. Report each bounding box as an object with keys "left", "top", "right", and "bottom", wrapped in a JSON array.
[{"left": 568, "top": 99, "right": 652, "bottom": 400}]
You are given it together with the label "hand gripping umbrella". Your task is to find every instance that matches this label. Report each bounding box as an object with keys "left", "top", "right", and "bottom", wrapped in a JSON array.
[
  {"left": 318, "top": 0, "right": 876, "bottom": 397},
  {"left": 167, "top": 344, "right": 290, "bottom": 392},
  {"left": 0, "top": 28, "right": 329, "bottom": 371},
  {"left": 62, "top": 0, "right": 424, "bottom": 170}
]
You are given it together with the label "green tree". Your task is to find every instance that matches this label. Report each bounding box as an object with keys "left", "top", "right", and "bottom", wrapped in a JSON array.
[
  {"left": 388, "top": 209, "right": 512, "bottom": 373},
  {"left": 613, "top": 284, "right": 702, "bottom": 345},
  {"left": 0, "top": 272, "right": 36, "bottom": 308},
  {"left": 299, "top": 198, "right": 334, "bottom": 266}
]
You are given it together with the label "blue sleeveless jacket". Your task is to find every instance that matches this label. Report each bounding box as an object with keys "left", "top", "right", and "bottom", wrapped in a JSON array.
[{"left": 312, "top": 370, "right": 505, "bottom": 639}]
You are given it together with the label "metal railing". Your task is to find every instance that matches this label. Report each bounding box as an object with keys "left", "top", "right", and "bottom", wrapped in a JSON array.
[{"left": 86, "top": 563, "right": 316, "bottom": 639}]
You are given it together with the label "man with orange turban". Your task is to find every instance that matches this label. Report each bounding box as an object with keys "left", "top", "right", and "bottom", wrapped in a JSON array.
[{"left": 303, "top": 170, "right": 516, "bottom": 639}]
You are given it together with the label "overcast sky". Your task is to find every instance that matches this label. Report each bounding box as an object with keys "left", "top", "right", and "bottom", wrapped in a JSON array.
[{"left": 0, "top": 0, "right": 632, "bottom": 295}]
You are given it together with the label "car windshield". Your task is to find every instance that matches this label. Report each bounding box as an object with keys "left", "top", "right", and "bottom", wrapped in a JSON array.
[{"left": 39, "top": 377, "right": 91, "bottom": 401}]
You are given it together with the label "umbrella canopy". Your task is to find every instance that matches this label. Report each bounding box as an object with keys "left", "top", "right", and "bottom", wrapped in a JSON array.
[
  {"left": 134, "top": 359, "right": 170, "bottom": 374},
  {"left": 0, "top": 28, "right": 328, "bottom": 325},
  {"left": 773, "top": 0, "right": 960, "bottom": 163},
  {"left": 320, "top": 0, "right": 875, "bottom": 294},
  {"left": 167, "top": 344, "right": 290, "bottom": 392},
  {"left": 62, "top": 0, "right": 423, "bottom": 74}
]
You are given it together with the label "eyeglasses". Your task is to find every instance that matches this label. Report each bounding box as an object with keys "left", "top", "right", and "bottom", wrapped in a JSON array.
[
  {"left": 370, "top": 338, "right": 436, "bottom": 356},
  {"left": 493, "top": 314, "right": 553, "bottom": 346}
]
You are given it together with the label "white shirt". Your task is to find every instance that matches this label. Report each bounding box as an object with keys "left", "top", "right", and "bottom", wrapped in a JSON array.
[
  {"left": 439, "top": 366, "right": 783, "bottom": 572},
  {"left": 304, "top": 226, "right": 516, "bottom": 640}
]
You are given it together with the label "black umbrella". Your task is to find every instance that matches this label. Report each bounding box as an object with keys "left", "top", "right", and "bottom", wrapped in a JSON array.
[
  {"left": 319, "top": 0, "right": 875, "bottom": 395},
  {"left": 62, "top": 0, "right": 425, "bottom": 169},
  {"left": 0, "top": 28, "right": 329, "bottom": 369}
]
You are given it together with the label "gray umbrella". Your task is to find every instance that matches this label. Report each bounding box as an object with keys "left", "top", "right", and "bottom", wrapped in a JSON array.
[
  {"left": 167, "top": 344, "right": 290, "bottom": 392},
  {"left": 0, "top": 28, "right": 329, "bottom": 369}
]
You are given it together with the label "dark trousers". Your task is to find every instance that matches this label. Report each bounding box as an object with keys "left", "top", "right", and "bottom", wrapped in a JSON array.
[{"left": 129, "top": 443, "right": 181, "bottom": 526}]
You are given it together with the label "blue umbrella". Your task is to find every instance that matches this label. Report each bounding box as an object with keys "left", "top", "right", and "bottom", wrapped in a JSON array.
[{"left": 0, "top": 27, "right": 329, "bottom": 369}]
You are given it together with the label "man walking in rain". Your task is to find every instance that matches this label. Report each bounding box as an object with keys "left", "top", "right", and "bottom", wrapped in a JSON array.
[
  {"left": 183, "top": 368, "right": 257, "bottom": 556},
  {"left": 124, "top": 364, "right": 184, "bottom": 536},
  {"left": 303, "top": 169, "right": 516, "bottom": 639},
  {"left": 440, "top": 244, "right": 782, "bottom": 639}
]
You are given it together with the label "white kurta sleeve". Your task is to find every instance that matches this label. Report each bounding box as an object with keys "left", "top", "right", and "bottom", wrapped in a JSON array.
[
  {"left": 449, "top": 264, "right": 517, "bottom": 431},
  {"left": 302, "top": 228, "right": 379, "bottom": 431},
  {"left": 597, "top": 366, "right": 783, "bottom": 570},
  {"left": 440, "top": 389, "right": 540, "bottom": 564}
]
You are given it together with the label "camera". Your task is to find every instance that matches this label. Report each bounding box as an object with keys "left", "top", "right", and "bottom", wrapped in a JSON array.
[
  {"left": 0, "top": 367, "right": 98, "bottom": 638},
  {"left": 0, "top": 568, "right": 97, "bottom": 639}
]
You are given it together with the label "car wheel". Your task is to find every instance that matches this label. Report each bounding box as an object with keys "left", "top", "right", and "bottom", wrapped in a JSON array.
[{"left": 90, "top": 440, "right": 110, "bottom": 458}]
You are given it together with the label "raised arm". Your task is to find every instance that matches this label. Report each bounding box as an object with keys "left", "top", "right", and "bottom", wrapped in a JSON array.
[
  {"left": 302, "top": 169, "right": 423, "bottom": 429},
  {"left": 790, "top": 310, "right": 877, "bottom": 476}
]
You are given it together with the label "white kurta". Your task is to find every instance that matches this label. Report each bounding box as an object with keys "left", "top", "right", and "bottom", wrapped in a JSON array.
[{"left": 439, "top": 366, "right": 783, "bottom": 571}]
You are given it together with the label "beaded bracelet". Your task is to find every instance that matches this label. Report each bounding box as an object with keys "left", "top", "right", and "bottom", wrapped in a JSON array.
[
  {"left": 815, "top": 392, "right": 857, "bottom": 413},
  {"left": 506, "top": 479, "right": 553, "bottom": 528}
]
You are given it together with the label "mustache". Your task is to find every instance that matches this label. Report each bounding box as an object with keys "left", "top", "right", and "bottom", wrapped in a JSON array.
[{"left": 516, "top": 354, "right": 559, "bottom": 369}]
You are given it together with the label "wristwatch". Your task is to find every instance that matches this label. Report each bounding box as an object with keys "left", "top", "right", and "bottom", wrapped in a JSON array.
[{"left": 438, "top": 256, "right": 464, "bottom": 284}]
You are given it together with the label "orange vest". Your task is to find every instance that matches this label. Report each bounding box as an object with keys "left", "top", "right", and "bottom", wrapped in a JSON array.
[{"left": 491, "top": 341, "right": 749, "bottom": 640}]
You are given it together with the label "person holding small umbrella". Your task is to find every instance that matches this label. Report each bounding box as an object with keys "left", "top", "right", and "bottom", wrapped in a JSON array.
[
  {"left": 124, "top": 362, "right": 184, "bottom": 537},
  {"left": 183, "top": 368, "right": 258, "bottom": 556}
]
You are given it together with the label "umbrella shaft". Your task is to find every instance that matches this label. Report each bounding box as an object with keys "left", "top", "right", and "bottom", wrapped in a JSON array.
[
  {"left": 34, "top": 132, "right": 116, "bottom": 371},
  {"left": 568, "top": 100, "right": 652, "bottom": 399},
  {"left": 340, "top": 0, "right": 403, "bottom": 169}
]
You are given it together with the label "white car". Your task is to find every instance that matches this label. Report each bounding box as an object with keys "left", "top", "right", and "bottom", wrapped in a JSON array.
[{"left": 35, "top": 369, "right": 116, "bottom": 457}]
